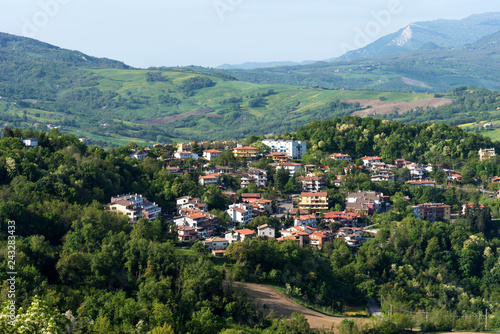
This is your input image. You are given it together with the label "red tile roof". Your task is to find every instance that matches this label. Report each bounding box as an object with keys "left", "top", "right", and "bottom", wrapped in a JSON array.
[{"left": 234, "top": 229, "right": 255, "bottom": 235}]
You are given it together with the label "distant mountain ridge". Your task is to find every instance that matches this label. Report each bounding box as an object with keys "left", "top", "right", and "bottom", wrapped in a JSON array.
[
  {"left": 335, "top": 12, "right": 500, "bottom": 61},
  {"left": 216, "top": 60, "right": 317, "bottom": 70},
  {"left": 0, "top": 32, "right": 129, "bottom": 69}
]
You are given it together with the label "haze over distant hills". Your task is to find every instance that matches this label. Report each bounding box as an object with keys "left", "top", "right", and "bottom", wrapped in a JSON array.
[
  {"left": 216, "top": 13, "right": 500, "bottom": 93},
  {"left": 335, "top": 12, "right": 500, "bottom": 61}
]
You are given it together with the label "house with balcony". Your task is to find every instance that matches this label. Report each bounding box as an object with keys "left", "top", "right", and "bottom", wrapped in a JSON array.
[
  {"left": 233, "top": 146, "right": 259, "bottom": 158},
  {"left": 227, "top": 203, "right": 254, "bottom": 225},
  {"left": 299, "top": 175, "right": 326, "bottom": 192},
  {"left": 294, "top": 214, "right": 318, "bottom": 228},
  {"left": 329, "top": 153, "right": 351, "bottom": 162},
  {"left": 269, "top": 162, "right": 303, "bottom": 176},
  {"left": 177, "top": 226, "right": 198, "bottom": 242},
  {"left": 199, "top": 174, "right": 220, "bottom": 186},
  {"left": 413, "top": 203, "right": 451, "bottom": 222},
  {"left": 225, "top": 229, "right": 256, "bottom": 243},
  {"left": 298, "top": 192, "right": 328, "bottom": 212}
]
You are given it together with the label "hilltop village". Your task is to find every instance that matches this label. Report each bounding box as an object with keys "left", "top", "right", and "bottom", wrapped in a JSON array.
[{"left": 104, "top": 138, "right": 496, "bottom": 255}]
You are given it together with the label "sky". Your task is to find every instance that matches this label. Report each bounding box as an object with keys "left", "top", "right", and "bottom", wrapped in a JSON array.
[{"left": 0, "top": 0, "right": 498, "bottom": 68}]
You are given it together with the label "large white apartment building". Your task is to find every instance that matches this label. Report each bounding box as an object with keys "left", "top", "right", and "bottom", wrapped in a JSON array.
[{"left": 261, "top": 140, "right": 307, "bottom": 160}]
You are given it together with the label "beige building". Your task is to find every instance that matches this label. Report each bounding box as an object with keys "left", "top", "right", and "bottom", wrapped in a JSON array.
[
  {"left": 413, "top": 203, "right": 451, "bottom": 222},
  {"left": 298, "top": 192, "right": 328, "bottom": 212},
  {"left": 479, "top": 148, "right": 496, "bottom": 162},
  {"left": 233, "top": 146, "right": 259, "bottom": 158}
]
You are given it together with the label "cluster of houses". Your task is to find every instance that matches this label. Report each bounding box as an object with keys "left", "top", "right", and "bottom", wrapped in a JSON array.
[{"left": 103, "top": 142, "right": 500, "bottom": 256}]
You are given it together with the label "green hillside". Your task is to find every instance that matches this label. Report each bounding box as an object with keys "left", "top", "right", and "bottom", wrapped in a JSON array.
[{"left": 0, "top": 61, "right": 434, "bottom": 146}]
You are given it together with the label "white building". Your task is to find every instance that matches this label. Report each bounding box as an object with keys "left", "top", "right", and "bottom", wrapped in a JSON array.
[
  {"left": 257, "top": 224, "right": 275, "bottom": 238},
  {"left": 174, "top": 151, "right": 199, "bottom": 160},
  {"left": 128, "top": 150, "right": 147, "bottom": 160},
  {"left": 199, "top": 174, "right": 219, "bottom": 186},
  {"left": 108, "top": 194, "right": 161, "bottom": 221},
  {"left": 225, "top": 229, "right": 256, "bottom": 243},
  {"left": 261, "top": 139, "right": 307, "bottom": 160},
  {"left": 227, "top": 203, "right": 254, "bottom": 225},
  {"left": 269, "top": 162, "right": 302, "bottom": 176},
  {"left": 202, "top": 149, "right": 223, "bottom": 161},
  {"left": 204, "top": 237, "right": 229, "bottom": 252},
  {"left": 329, "top": 153, "right": 351, "bottom": 161},
  {"left": 407, "top": 164, "right": 425, "bottom": 180},
  {"left": 294, "top": 214, "right": 318, "bottom": 228},
  {"left": 241, "top": 169, "right": 268, "bottom": 188},
  {"left": 22, "top": 138, "right": 38, "bottom": 147}
]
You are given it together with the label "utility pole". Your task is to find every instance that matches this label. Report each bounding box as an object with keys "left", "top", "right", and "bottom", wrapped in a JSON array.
[{"left": 485, "top": 308, "right": 488, "bottom": 330}]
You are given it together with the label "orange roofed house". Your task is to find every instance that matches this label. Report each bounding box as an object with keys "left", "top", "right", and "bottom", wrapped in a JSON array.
[
  {"left": 233, "top": 146, "right": 259, "bottom": 158},
  {"left": 225, "top": 228, "right": 256, "bottom": 243}
]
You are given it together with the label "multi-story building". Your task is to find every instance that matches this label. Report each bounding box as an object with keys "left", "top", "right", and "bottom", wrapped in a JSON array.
[
  {"left": 199, "top": 174, "right": 219, "bottom": 186},
  {"left": 107, "top": 194, "right": 161, "bottom": 222},
  {"left": 265, "top": 152, "right": 292, "bottom": 163},
  {"left": 225, "top": 229, "right": 255, "bottom": 243},
  {"left": 309, "top": 231, "right": 334, "bottom": 248},
  {"left": 407, "top": 164, "right": 425, "bottom": 180},
  {"left": 298, "top": 192, "right": 329, "bottom": 212},
  {"left": 22, "top": 138, "right": 38, "bottom": 147},
  {"left": 406, "top": 180, "right": 436, "bottom": 187},
  {"left": 227, "top": 203, "right": 254, "bottom": 225},
  {"left": 261, "top": 139, "right": 307, "bottom": 160},
  {"left": 479, "top": 148, "right": 496, "bottom": 162},
  {"left": 240, "top": 169, "right": 268, "bottom": 188},
  {"left": 257, "top": 224, "right": 275, "bottom": 238},
  {"left": 361, "top": 156, "right": 382, "bottom": 167},
  {"left": 177, "top": 226, "right": 198, "bottom": 242},
  {"left": 128, "top": 149, "right": 147, "bottom": 160},
  {"left": 233, "top": 146, "right": 259, "bottom": 158},
  {"left": 203, "top": 149, "right": 223, "bottom": 161},
  {"left": 269, "top": 162, "right": 303, "bottom": 176},
  {"left": 345, "top": 191, "right": 389, "bottom": 214},
  {"left": 174, "top": 151, "right": 199, "bottom": 160},
  {"left": 329, "top": 153, "right": 351, "bottom": 162},
  {"left": 203, "top": 237, "right": 229, "bottom": 252},
  {"left": 413, "top": 203, "right": 451, "bottom": 222},
  {"left": 299, "top": 175, "right": 326, "bottom": 192},
  {"left": 294, "top": 214, "right": 318, "bottom": 227}
]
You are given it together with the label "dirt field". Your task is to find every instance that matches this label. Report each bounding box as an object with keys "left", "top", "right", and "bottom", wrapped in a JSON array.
[
  {"left": 140, "top": 108, "right": 211, "bottom": 125},
  {"left": 235, "top": 282, "right": 369, "bottom": 330},
  {"left": 346, "top": 98, "right": 453, "bottom": 116}
]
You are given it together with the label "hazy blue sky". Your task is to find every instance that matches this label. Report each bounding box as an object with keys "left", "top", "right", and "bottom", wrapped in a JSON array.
[{"left": 0, "top": 0, "right": 498, "bottom": 68}]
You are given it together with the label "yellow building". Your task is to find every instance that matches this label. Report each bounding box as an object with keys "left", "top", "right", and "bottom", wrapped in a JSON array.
[
  {"left": 298, "top": 192, "right": 329, "bottom": 212},
  {"left": 233, "top": 146, "right": 259, "bottom": 158}
]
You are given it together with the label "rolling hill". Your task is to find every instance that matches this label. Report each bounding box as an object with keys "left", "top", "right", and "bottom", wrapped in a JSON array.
[{"left": 0, "top": 32, "right": 445, "bottom": 147}]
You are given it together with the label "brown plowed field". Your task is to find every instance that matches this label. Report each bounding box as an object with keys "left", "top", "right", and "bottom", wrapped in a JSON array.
[
  {"left": 235, "top": 282, "right": 369, "bottom": 330},
  {"left": 346, "top": 98, "right": 453, "bottom": 116}
]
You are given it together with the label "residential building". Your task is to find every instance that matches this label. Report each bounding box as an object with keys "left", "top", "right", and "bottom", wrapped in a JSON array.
[
  {"left": 276, "top": 230, "right": 309, "bottom": 247},
  {"left": 461, "top": 203, "right": 485, "bottom": 216},
  {"left": 407, "top": 164, "right": 425, "bottom": 180},
  {"left": 242, "top": 193, "right": 262, "bottom": 202},
  {"left": 204, "top": 237, "right": 229, "bottom": 252},
  {"left": 329, "top": 153, "right": 351, "bottom": 161},
  {"left": 108, "top": 194, "right": 161, "bottom": 222},
  {"left": 269, "top": 162, "right": 303, "bottom": 176},
  {"left": 129, "top": 149, "right": 147, "bottom": 160},
  {"left": 174, "top": 151, "right": 199, "bottom": 160},
  {"left": 227, "top": 203, "right": 254, "bottom": 225},
  {"left": 199, "top": 174, "right": 219, "bottom": 186},
  {"left": 309, "top": 231, "right": 334, "bottom": 248},
  {"left": 165, "top": 166, "right": 182, "bottom": 174},
  {"left": 203, "top": 149, "right": 223, "bottom": 161},
  {"left": 294, "top": 214, "right": 318, "bottom": 227},
  {"left": 177, "top": 226, "right": 198, "bottom": 242},
  {"left": 225, "top": 229, "right": 255, "bottom": 243},
  {"left": 345, "top": 191, "right": 389, "bottom": 214},
  {"left": 479, "top": 148, "right": 496, "bottom": 162},
  {"left": 241, "top": 169, "right": 268, "bottom": 188},
  {"left": 489, "top": 176, "right": 500, "bottom": 183},
  {"left": 257, "top": 224, "right": 275, "bottom": 238},
  {"left": 413, "top": 203, "right": 451, "bottom": 222},
  {"left": 261, "top": 139, "right": 307, "bottom": 159},
  {"left": 323, "top": 211, "right": 361, "bottom": 226},
  {"left": 299, "top": 175, "right": 326, "bottom": 192},
  {"left": 265, "top": 152, "right": 292, "bottom": 163},
  {"left": 371, "top": 174, "right": 394, "bottom": 182},
  {"left": 361, "top": 156, "right": 382, "bottom": 167},
  {"left": 448, "top": 174, "right": 462, "bottom": 183},
  {"left": 233, "top": 146, "right": 259, "bottom": 158},
  {"left": 22, "top": 138, "right": 38, "bottom": 147},
  {"left": 298, "top": 192, "right": 329, "bottom": 212}
]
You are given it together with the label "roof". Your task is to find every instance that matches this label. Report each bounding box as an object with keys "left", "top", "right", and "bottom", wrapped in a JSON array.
[
  {"left": 200, "top": 175, "right": 218, "bottom": 179},
  {"left": 257, "top": 224, "right": 271, "bottom": 229},
  {"left": 301, "top": 192, "right": 327, "bottom": 197},
  {"left": 112, "top": 199, "right": 132, "bottom": 207},
  {"left": 205, "top": 237, "right": 228, "bottom": 243},
  {"left": 242, "top": 193, "right": 262, "bottom": 198},
  {"left": 269, "top": 162, "right": 302, "bottom": 167},
  {"left": 234, "top": 146, "right": 258, "bottom": 150},
  {"left": 203, "top": 149, "right": 223, "bottom": 153},
  {"left": 231, "top": 207, "right": 248, "bottom": 214},
  {"left": 234, "top": 229, "right": 255, "bottom": 235},
  {"left": 296, "top": 215, "right": 317, "bottom": 221},
  {"left": 330, "top": 153, "right": 350, "bottom": 157},
  {"left": 361, "top": 156, "right": 382, "bottom": 160},
  {"left": 186, "top": 213, "right": 206, "bottom": 219}
]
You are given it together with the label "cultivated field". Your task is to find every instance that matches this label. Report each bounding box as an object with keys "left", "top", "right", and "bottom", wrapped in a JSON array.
[{"left": 348, "top": 98, "right": 453, "bottom": 116}]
